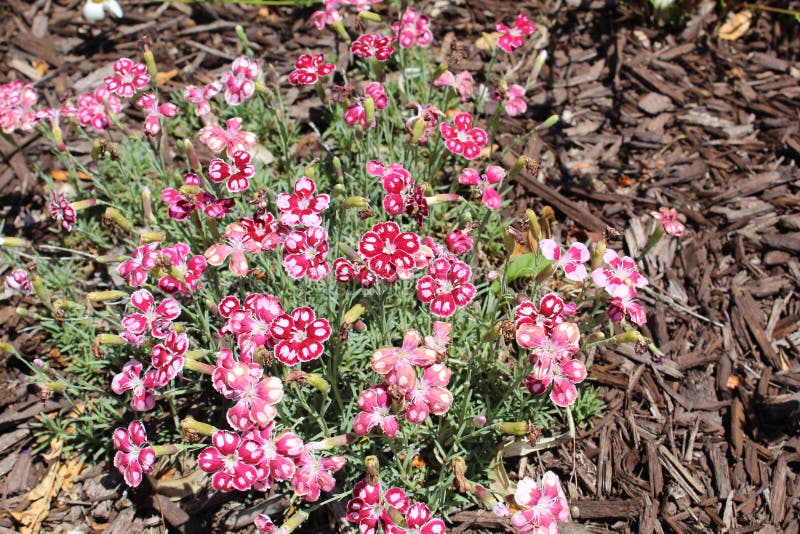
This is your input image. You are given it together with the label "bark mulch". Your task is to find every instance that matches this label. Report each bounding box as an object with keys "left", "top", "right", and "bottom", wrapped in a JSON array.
[{"left": 1, "top": 0, "right": 799, "bottom": 532}]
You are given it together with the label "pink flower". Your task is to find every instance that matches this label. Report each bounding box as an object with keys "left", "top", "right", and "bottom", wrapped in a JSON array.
[
  {"left": 77, "top": 86, "right": 121, "bottom": 130},
  {"left": 136, "top": 92, "right": 178, "bottom": 136},
  {"left": 358, "top": 221, "right": 421, "bottom": 280},
  {"left": 282, "top": 226, "right": 330, "bottom": 281},
  {"left": 288, "top": 54, "right": 335, "bottom": 86},
  {"left": 243, "top": 423, "right": 297, "bottom": 490},
  {"left": 351, "top": 33, "right": 396, "bottom": 61},
  {"left": 218, "top": 293, "right": 285, "bottom": 361},
  {"left": 333, "top": 257, "right": 376, "bottom": 288},
  {"left": 276, "top": 176, "right": 330, "bottom": 227},
  {"left": 367, "top": 161, "right": 428, "bottom": 222},
  {"left": 510, "top": 472, "right": 570, "bottom": 533},
  {"left": 309, "top": 5, "right": 342, "bottom": 30},
  {"left": 113, "top": 421, "right": 156, "bottom": 487},
  {"left": 515, "top": 293, "right": 568, "bottom": 332},
  {"left": 591, "top": 249, "right": 648, "bottom": 299},
  {"left": 254, "top": 514, "right": 284, "bottom": 534},
  {"left": 393, "top": 8, "right": 433, "bottom": 48},
  {"left": 240, "top": 212, "right": 285, "bottom": 253},
  {"left": 353, "top": 385, "right": 399, "bottom": 437},
  {"left": 416, "top": 258, "right": 476, "bottom": 317},
  {"left": 607, "top": 295, "right": 647, "bottom": 326},
  {"left": 0, "top": 80, "right": 39, "bottom": 133},
  {"left": 208, "top": 150, "right": 255, "bottom": 193},
  {"left": 161, "top": 173, "right": 234, "bottom": 221},
  {"left": 105, "top": 57, "right": 150, "bottom": 98},
  {"left": 150, "top": 331, "right": 188, "bottom": 386},
  {"left": 226, "top": 375, "right": 284, "bottom": 431},
  {"left": 392, "top": 502, "right": 446, "bottom": 534},
  {"left": 539, "top": 239, "right": 590, "bottom": 282},
  {"left": 198, "top": 430, "right": 263, "bottom": 491},
  {"left": 269, "top": 307, "right": 332, "bottom": 366},
  {"left": 48, "top": 192, "right": 77, "bottom": 232},
  {"left": 199, "top": 117, "right": 258, "bottom": 159},
  {"left": 405, "top": 102, "right": 444, "bottom": 146},
  {"left": 205, "top": 222, "right": 259, "bottom": 276},
  {"left": 405, "top": 363, "right": 454, "bottom": 423},
  {"left": 440, "top": 112, "right": 488, "bottom": 160},
  {"left": 497, "top": 84, "right": 527, "bottom": 116},
  {"left": 158, "top": 242, "right": 206, "bottom": 294},
  {"left": 371, "top": 329, "right": 437, "bottom": 394},
  {"left": 184, "top": 82, "right": 221, "bottom": 116},
  {"left": 111, "top": 361, "right": 158, "bottom": 411},
  {"left": 290, "top": 448, "right": 346, "bottom": 502},
  {"left": 424, "top": 321, "right": 452, "bottom": 359},
  {"left": 445, "top": 230, "right": 474, "bottom": 255},
  {"left": 4, "top": 269, "right": 32, "bottom": 295},
  {"left": 365, "top": 82, "right": 388, "bottom": 110},
  {"left": 517, "top": 321, "right": 580, "bottom": 363},
  {"left": 496, "top": 13, "right": 537, "bottom": 53},
  {"left": 434, "top": 70, "right": 474, "bottom": 102},
  {"left": 212, "top": 347, "right": 264, "bottom": 398},
  {"left": 651, "top": 207, "right": 685, "bottom": 236},
  {"left": 121, "top": 288, "right": 181, "bottom": 343},
  {"left": 346, "top": 482, "right": 412, "bottom": 534},
  {"left": 222, "top": 56, "right": 259, "bottom": 105},
  {"left": 517, "top": 322, "right": 586, "bottom": 407},
  {"left": 459, "top": 165, "right": 504, "bottom": 209},
  {"left": 118, "top": 243, "right": 160, "bottom": 287}
]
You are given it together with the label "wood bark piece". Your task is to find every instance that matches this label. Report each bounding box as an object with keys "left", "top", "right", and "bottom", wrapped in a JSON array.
[
  {"left": 571, "top": 498, "right": 643, "bottom": 519},
  {"left": 732, "top": 288, "right": 782, "bottom": 369}
]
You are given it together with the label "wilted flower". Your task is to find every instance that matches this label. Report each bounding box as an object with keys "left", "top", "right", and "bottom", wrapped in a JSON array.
[
  {"left": 48, "top": 192, "right": 77, "bottom": 232},
  {"left": 4, "top": 269, "right": 32, "bottom": 295},
  {"left": 434, "top": 70, "right": 474, "bottom": 102}
]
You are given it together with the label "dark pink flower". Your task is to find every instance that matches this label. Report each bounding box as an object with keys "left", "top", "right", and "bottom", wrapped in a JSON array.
[
  {"left": 288, "top": 54, "right": 335, "bottom": 86},
  {"left": 434, "top": 70, "right": 474, "bottom": 102},
  {"left": 607, "top": 295, "right": 647, "bottom": 326},
  {"left": 113, "top": 421, "right": 156, "bottom": 487},
  {"left": 365, "top": 82, "right": 388, "bottom": 110},
  {"left": 276, "top": 176, "right": 330, "bottom": 227},
  {"left": 510, "top": 471, "right": 571, "bottom": 533},
  {"left": 77, "top": 86, "right": 121, "bottom": 130},
  {"left": 346, "top": 479, "right": 386, "bottom": 534},
  {"left": 391, "top": 502, "right": 446, "bottom": 534},
  {"left": 208, "top": 150, "right": 255, "bottom": 193},
  {"left": 161, "top": 172, "right": 235, "bottom": 221},
  {"left": 358, "top": 221, "right": 421, "bottom": 280},
  {"left": 393, "top": 8, "right": 433, "bottom": 48},
  {"left": 150, "top": 331, "right": 188, "bottom": 386},
  {"left": 290, "top": 448, "right": 345, "bottom": 502},
  {"left": 111, "top": 360, "right": 158, "bottom": 411},
  {"left": 105, "top": 58, "right": 150, "bottom": 98},
  {"left": 48, "top": 192, "right": 77, "bottom": 232},
  {"left": 158, "top": 242, "right": 206, "bottom": 294},
  {"left": 222, "top": 56, "right": 259, "bottom": 105},
  {"left": 309, "top": 5, "right": 342, "bottom": 30},
  {"left": 367, "top": 161, "right": 427, "bottom": 223},
  {"left": 496, "top": 13, "right": 537, "bottom": 53},
  {"left": 333, "top": 257, "right": 376, "bottom": 288},
  {"left": 212, "top": 347, "right": 264, "bottom": 399},
  {"left": 4, "top": 269, "right": 32, "bottom": 295},
  {"left": 351, "top": 33, "right": 396, "bottom": 61},
  {"left": 118, "top": 242, "right": 160, "bottom": 287},
  {"left": 270, "top": 307, "right": 332, "bottom": 366},
  {"left": 405, "top": 102, "right": 444, "bottom": 146},
  {"left": 199, "top": 117, "right": 258, "bottom": 159},
  {"left": 198, "top": 430, "right": 263, "bottom": 491},
  {"left": 416, "top": 258, "right": 476, "bottom": 317},
  {"left": 218, "top": 293, "right": 285, "bottom": 361},
  {"left": 184, "top": 81, "right": 221, "bottom": 116},
  {"left": 243, "top": 423, "right": 297, "bottom": 490},
  {"left": 445, "top": 230, "right": 474, "bottom": 255},
  {"left": 539, "top": 239, "right": 590, "bottom": 282},
  {"left": 121, "top": 288, "right": 181, "bottom": 343},
  {"left": 239, "top": 212, "right": 284, "bottom": 253},
  {"left": 515, "top": 293, "right": 567, "bottom": 332},
  {"left": 353, "top": 385, "right": 399, "bottom": 437},
  {"left": 136, "top": 92, "right": 178, "bottom": 136},
  {"left": 440, "top": 112, "right": 488, "bottom": 160},
  {"left": 226, "top": 375, "right": 284, "bottom": 431},
  {"left": 502, "top": 84, "right": 527, "bottom": 116},
  {"left": 651, "top": 207, "right": 685, "bottom": 236},
  {"left": 459, "top": 165, "right": 504, "bottom": 209},
  {"left": 282, "top": 226, "right": 330, "bottom": 281}
]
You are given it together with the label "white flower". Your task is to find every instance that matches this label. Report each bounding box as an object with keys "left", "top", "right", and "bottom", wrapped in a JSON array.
[
  {"left": 83, "top": 0, "right": 123, "bottom": 21},
  {"left": 651, "top": 0, "right": 675, "bottom": 9}
]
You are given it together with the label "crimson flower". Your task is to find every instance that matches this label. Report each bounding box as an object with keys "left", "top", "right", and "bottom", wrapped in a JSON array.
[
  {"left": 358, "top": 221, "right": 421, "bottom": 280},
  {"left": 388, "top": 502, "right": 446, "bottom": 534},
  {"left": 496, "top": 13, "right": 537, "bottom": 53},
  {"left": 510, "top": 472, "right": 571, "bottom": 533},
  {"left": 240, "top": 212, "right": 285, "bottom": 253},
  {"left": 4, "top": 269, "right": 32, "bottom": 295},
  {"left": 351, "top": 33, "right": 397, "bottom": 61},
  {"left": 222, "top": 56, "right": 259, "bottom": 105},
  {"left": 184, "top": 81, "right": 221, "bottom": 116},
  {"left": 136, "top": 92, "right": 178, "bottom": 136},
  {"left": 416, "top": 258, "right": 476, "bottom": 317},
  {"left": 77, "top": 86, "right": 121, "bottom": 130},
  {"left": 282, "top": 226, "right": 330, "bottom": 281},
  {"left": 199, "top": 117, "right": 258, "bottom": 159},
  {"left": 440, "top": 112, "right": 488, "bottom": 160},
  {"left": 198, "top": 430, "right": 263, "bottom": 491},
  {"left": 113, "top": 421, "right": 156, "bottom": 487},
  {"left": 208, "top": 150, "right": 255, "bottom": 193},
  {"left": 515, "top": 293, "right": 568, "bottom": 332},
  {"left": 346, "top": 481, "right": 411, "bottom": 534},
  {"left": 118, "top": 243, "right": 160, "bottom": 287},
  {"left": 607, "top": 295, "right": 647, "bottom": 326},
  {"left": 276, "top": 176, "right": 330, "bottom": 227},
  {"left": 104, "top": 58, "right": 150, "bottom": 98},
  {"left": 539, "top": 239, "right": 590, "bottom": 282},
  {"left": 288, "top": 54, "right": 335, "bottom": 86},
  {"left": 270, "top": 307, "right": 332, "bottom": 366},
  {"left": 158, "top": 242, "right": 206, "bottom": 294},
  {"left": 393, "top": 8, "right": 433, "bottom": 48},
  {"left": 218, "top": 293, "right": 285, "bottom": 360},
  {"left": 353, "top": 385, "right": 399, "bottom": 437},
  {"left": 48, "top": 192, "right": 77, "bottom": 232},
  {"left": 161, "top": 172, "right": 234, "bottom": 221},
  {"left": 150, "top": 331, "right": 188, "bottom": 386},
  {"left": 121, "top": 289, "right": 181, "bottom": 344},
  {"left": 444, "top": 230, "right": 473, "bottom": 255},
  {"left": 333, "top": 257, "right": 376, "bottom": 288}
]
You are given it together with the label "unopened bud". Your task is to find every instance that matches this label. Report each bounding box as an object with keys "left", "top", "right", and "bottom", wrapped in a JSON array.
[
  {"left": 103, "top": 207, "right": 133, "bottom": 233},
  {"left": 180, "top": 416, "right": 216, "bottom": 437},
  {"left": 611, "top": 330, "right": 644, "bottom": 344},
  {"left": 525, "top": 208, "right": 542, "bottom": 244},
  {"left": 353, "top": 319, "right": 367, "bottom": 333},
  {"left": 183, "top": 139, "right": 201, "bottom": 172},
  {"left": 530, "top": 50, "right": 548, "bottom": 85},
  {"left": 140, "top": 231, "right": 165, "bottom": 244},
  {"left": 91, "top": 138, "right": 103, "bottom": 160},
  {"left": 234, "top": 25, "right": 253, "bottom": 56},
  {"left": 426, "top": 193, "right": 460, "bottom": 205},
  {"left": 71, "top": 198, "right": 97, "bottom": 211},
  {"left": 364, "top": 96, "right": 375, "bottom": 125},
  {"left": 358, "top": 10, "right": 382, "bottom": 22},
  {"left": 282, "top": 511, "right": 309, "bottom": 534},
  {"left": 87, "top": 290, "right": 127, "bottom": 303},
  {"left": 344, "top": 196, "right": 369, "bottom": 209},
  {"left": 535, "top": 114, "right": 559, "bottom": 131},
  {"left": 473, "top": 414, "right": 487, "bottom": 427},
  {"left": 330, "top": 21, "right": 351, "bottom": 43},
  {"left": 143, "top": 49, "right": 157, "bottom": 81},
  {"left": 0, "top": 236, "right": 30, "bottom": 248},
  {"left": 142, "top": 187, "right": 154, "bottom": 224},
  {"left": 332, "top": 157, "right": 343, "bottom": 182},
  {"left": 313, "top": 434, "right": 355, "bottom": 451},
  {"left": 508, "top": 155, "right": 529, "bottom": 180},
  {"left": 591, "top": 239, "right": 607, "bottom": 271},
  {"left": 410, "top": 116, "right": 426, "bottom": 145},
  {"left": 32, "top": 275, "right": 52, "bottom": 309},
  {"left": 183, "top": 358, "right": 214, "bottom": 375},
  {"left": 342, "top": 302, "right": 365, "bottom": 327},
  {"left": 96, "top": 333, "right": 125, "bottom": 345},
  {"left": 497, "top": 421, "right": 530, "bottom": 436}
]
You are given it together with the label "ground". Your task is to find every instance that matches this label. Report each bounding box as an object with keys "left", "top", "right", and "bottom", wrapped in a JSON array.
[{"left": 0, "top": 0, "right": 799, "bottom": 532}]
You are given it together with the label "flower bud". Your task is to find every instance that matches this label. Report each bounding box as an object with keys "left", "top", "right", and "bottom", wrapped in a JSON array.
[
  {"left": 535, "top": 114, "right": 559, "bottom": 131},
  {"left": 508, "top": 155, "right": 529, "bottom": 180},
  {"left": 96, "top": 333, "right": 125, "bottom": 345},
  {"left": 91, "top": 138, "right": 104, "bottom": 160},
  {"left": 103, "top": 207, "right": 133, "bottom": 233},
  {"left": 180, "top": 416, "right": 216, "bottom": 437},
  {"left": 234, "top": 25, "right": 252, "bottom": 56},
  {"left": 410, "top": 116, "right": 426, "bottom": 145},
  {"left": 473, "top": 414, "right": 487, "bottom": 427},
  {"left": 142, "top": 187, "right": 154, "bottom": 224},
  {"left": 426, "top": 193, "right": 461, "bottom": 205},
  {"left": 496, "top": 421, "right": 530, "bottom": 435},
  {"left": 365, "top": 455, "right": 380, "bottom": 484},
  {"left": 33, "top": 358, "right": 45, "bottom": 369},
  {"left": 0, "top": 237, "right": 31, "bottom": 248},
  {"left": 71, "top": 198, "right": 97, "bottom": 211},
  {"left": 140, "top": 231, "right": 165, "bottom": 244},
  {"left": 143, "top": 48, "right": 157, "bottom": 81},
  {"left": 525, "top": 209, "right": 542, "bottom": 245},
  {"left": 486, "top": 270, "right": 499, "bottom": 281},
  {"left": 344, "top": 196, "right": 369, "bottom": 209},
  {"left": 358, "top": 10, "right": 382, "bottom": 22},
  {"left": 445, "top": 230, "right": 474, "bottom": 255},
  {"left": 86, "top": 290, "right": 127, "bottom": 303},
  {"left": 591, "top": 239, "right": 606, "bottom": 271},
  {"left": 530, "top": 50, "right": 548, "bottom": 85},
  {"left": 32, "top": 275, "right": 52, "bottom": 309},
  {"left": 282, "top": 511, "right": 309, "bottom": 534},
  {"left": 342, "top": 302, "right": 365, "bottom": 327},
  {"left": 310, "top": 434, "right": 355, "bottom": 451},
  {"left": 364, "top": 96, "right": 375, "bottom": 126},
  {"left": 183, "top": 139, "right": 201, "bottom": 172},
  {"left": 332, "top": 157, "right": 344, "bottom": 182},
  {"left": 611, "top": 330, "right": 645, "bottom": 345},
  {"left": 330, "top": 21, "right": 351, "bottom": 43}
]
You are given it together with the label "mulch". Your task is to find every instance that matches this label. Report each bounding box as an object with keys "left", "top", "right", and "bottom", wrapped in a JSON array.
[{"left": 0, "top": 0, "right": 798, "bottom": 532}]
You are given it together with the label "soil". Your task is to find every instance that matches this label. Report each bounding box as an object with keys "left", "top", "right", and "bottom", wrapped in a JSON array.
[{"left": 1, "top": 0, "right": 799, "bottom": 532}]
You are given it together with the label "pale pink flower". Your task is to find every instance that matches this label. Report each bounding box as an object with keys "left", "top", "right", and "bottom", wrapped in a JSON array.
[
  {"left": 121, "top": 288, "right": 181, "bottom": 343},
  {"left": 199, "top": 117, "right": 258, "bottom": 159},
  {"left": 4, "top": 269, "right": 32, "bottom": 295},
  {"left": 591, "top": 249, "right": 648, "bottom": 298},
  {"left": 290, "top": 448, "right": 346, "bottom": 502},
  {"left": 424, "top": 321, "right": 452, "bottom": 359},
  {"left": 212, "top": 347, "right": 264, "bottom": 399},
  {"left": 371, "top": 329, "right": 437, "bottom": 394},
  {"left": 226, "top": 375, "right": 284, "bottom": 432},
  {"left": 539, "top": 239, "right": 590, "bottom": 282},
  {"left": 393, "top": 7, "right": 433, "bottom": 48},
  {"left": 309, "top": 5, "right": 342, "bottom": 30},
  {"left": 135, "top": 92, "right": 178, "bottom": 136},
  {"left": 440, "top": 112, "right": 488, "bottom": 160},
  {"left": 510, "top": 471, "right": 570, "bottom": 533},
  {"left": 105, "top": 58, "right": 150, "bottom": 98},
  {"left": 496, "top": 13, "right": 537, "bottom": 53},
  {"left": 459, "top": 165, "right": 504, "bottom": 209},
  {"left": 517, "top": 322, "right": 586, "bottom": 407},
  {"left": 651, "top": 207, "right": 685, "bottom": 236},
  {"left": 184, "top": 82, "right": 221, "bottom": 116},
  {"left": 353, "top": 385, "right": 399, "bottom": 437},
  {"left": 205, "top": 221, "right": 257, "bottom": 276},
  {"left": 118, "top": 242, "right": 160, "bottom": 287},
  {"left": 113, "top": 421, "right": 156, "bottom": 487},
  {"left": 243, "top": 422, "right": 297, "bottom": 490},
  {"left": 499, "top": 84, "right": 527, "bottom": 116},
  {"left": 222, "top": 56, "right": 259, "bottom": 105},
  {"left": 0, "top": 80, "right": 39, "bottom": 133},
  {"left": 434, "top": 70, "right": 474, "bottom": 102},
  {"left": 405, "top": 362, "right": 454, "bottom": 423},
  {"left": 77, "top": 86, "right": 121, "bottom": 130}
]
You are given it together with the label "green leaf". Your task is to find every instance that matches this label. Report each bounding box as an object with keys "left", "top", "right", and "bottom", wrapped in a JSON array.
[{"left": 504, "top": 253, "right": 550, "bottom": 283}]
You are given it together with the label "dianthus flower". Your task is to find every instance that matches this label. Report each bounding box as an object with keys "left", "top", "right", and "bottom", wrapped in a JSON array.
[
  {"left": 239, "top": 212, "right": 285, "bottom": 253},
  {"left": 48, "top": 192, "right": 77, "bottom": 232},
  {"left": 389, "top": 501, "right": 446, "bottom": 534},
  {"left": 269, "top": 307, "right": 332, "bottom": 366},
  {"left": 351, "top": 33, "right": 397, "bottom": 61},
  {"left": 4, "top": 269, "right": 32, "bottom": 295},
  {"left": 208, "top": 149, "right": 255, "bottom": 193},
  {"left": 459, "top": 165, "right": 504, "bottom": 209},
  {"left": 184, "top": 81, "right": 221, "bottom": 116},
  {"left": 440, "top": 112, "right": 488, "bottom": 160},
  {"left": 150, "top": 331, "right": 188, "bottom": 386},
  {"left": 276, "top": 176, "right": 329, "bottom": 227},
  {"left": 0, "top": 80, "right": 39, "bottom": 134},
  {"left": 434, "top": 70, "right": 474, "bottom": 102},
  {"left": 121, "top": 288, "right": 181, "bottom": 344},
  {"left": 112, "top": 421, "right": 156, "bottom": 487},
  {"left": 591, "top": 249, "right": 648, "bottom": 299},
  {"left": 404, "top": 102, "right": 444, "bottom": 146},
  {"left": 539, "top": 239, "right": 590, "bottom": 282},
  {"left": 205, "top": 221, "right": 259, "bottom": 276},
  {"left": 288, "top": 54, "right": 336, "bottom": 86},
  {"left": 416, "top": 258, "right": 476, "bottom": 317},
  {"left": 496, "top": 13, "right": 537, "bottom": 53},
  {"left": 496, "top": 84, "right": 527, "bottom": 116},
  {"left": 367, "top": 161, "right": 427, "bottom": 221},
  {"left": 425, "top": 321, "right": 452, "bottom": 359},
  {"left": 393, "top": 7, "right": 433, "bottom": 48},
  {"left": 226, "top": 375, "right": 284, "bottom": 432},
  {"left": 161, "top": 173, "right": 235, "bottom": 221},
  {"left": 212, "top": 347, "right": 264, "bottom": 398},
  {"left": 353, "top": 385, "right": 399, "bottom": 437},
  {"left": 309, "top": 3, "right": 342, "bottom": 30},
  {"left": 346, "top": 481, "right": 411, "bottom": 534},
  {"left": 157, "top": 242, "right": 206, "bottom": 294},
  {"left": 104, "top": 58, "right": 150, "bottom": 98},
  {"left": 118, "top": 242, "right": 160, "bottom": 287},
  {"left": 445, "top": 230, "right": 474, "bottom": 255},
  {"left": 199, "top": 117, "right": 258, "bottom": 159},
  {"left": 405, "top": 362, "right": 454, "bottom": 424},
  {"left": 111, "top": 360, "right": 158, "bottom": 411},
  {"left": 606, "top": 295, "right": 647, "bottom": 326},
  {"left": 198, "top": 430, "right": 264, "bottom": 491},
  {"left": 77, "top": 86, "right": 121, "bottom": 130},
  {"left": 222, "top": 56, "right": 259, "bottom": 105},
  {"left": 333, "top": 257, "right": 376, "bottom": 288},
  {"left": 358, "top": 221, "right": 421, "bottom": 280},
  {"left": 290, "top": 447, "right": 346, "bottom": 502},
  {"left": 217, "top": 293, "right": 285, "bottom": 360},
  {"left": 651, "top": 207, "right": 685, "bottom": 236},
  {"left": 515, "top": 293, "right": 569, "bottom": 332},
  {"left": 371, "top": 329, "right": 437, "bottom": 394},
  {"left": 282, "top": 226, "right": 330, "bottom": 281},
  {"left": 136, "top": 92, "right": 178, "bottom": 136},
  {"left": 510, "top": 471, "right": 570, "bottom": 533},
  {"left": 243, "top": 423, "right": 297, "bottom": 490}
]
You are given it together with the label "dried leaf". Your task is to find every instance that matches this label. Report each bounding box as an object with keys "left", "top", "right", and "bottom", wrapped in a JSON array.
[
  {"left": 718, "top": 10, "right": 752, "bottom": 40},
  {"left": 475, "top": 31, "right": 502, "bottom": 50},
  {"left": 157, "top": 68, "right": 180, "bottom": 86},
  {"left": 486, "top": 445, "right": 512, "bottom": 495}
]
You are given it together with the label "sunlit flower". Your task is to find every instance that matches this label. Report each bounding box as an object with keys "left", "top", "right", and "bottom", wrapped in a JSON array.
[
  {"left": 198, "top": 430, "right": 263, "bottom": 491},
  {"left": 269, "top": 307, "right": 332, "bottom": 366},
  {"left": 184, "top": 82, "right": 222, "bottom": 116},
  {"left": 105, "top": 58, "right": 150, "bottom": 98},
  {"left": 208, "top": 150, "right": 256, "bottom": 193},
  {"left": 276, "top": 176, "right": 330, "bottom": 227},
  {"left": 440, "top": 112, "right": 488, "bottom": 160},
  {"left": 77, "top": 86, "right": 121, "bottom": 130},
  {"left": 496, "top": 13, "right": 537, "bottom": 53},
  {"left": 510, "top": 471, "right": 570, "bottom": 533},
  {"left": 459, "top": 165, "right": 504, "bottom": 209},
  {"left": 112, "top": 421, "right": 155, "bottom": 487},
  {"left": 199, "top": 117, "right": 258, "bottom": 159},
  {"left": 282, "top": 226, "right": 330, "bottom": 281},
  {"left": 83, "top": 0, "right": 123, "bottom": 21},
  {"left": 358, "top": 221, "right": 421, "bottom": 280},
  {"left": 136, "top": 92, "right": 178, "bottom": 136},
  {"left": 416, "top": 258, "right": 476, "bottom": 317},
  {"left": 393, "top": 8, "right": 433, "bottom": 48},
  {"left": 222, "top": 56, "right": 259, "bottom": 105},
  {"left": 4, "top": 269, "right": 32, "bottom": 295},
  {"left": 288, "top": 54, "right": 335, "bottom": 86},
  {"left": 351, "top": 33, "right": 397, "bottom": 61},
  {"left": 651, "top": 207, "right": 685, "bottom": 236},
  {"left": 118, "top": 243, "right": 160, "bottom": 287},
  {"left": 539, "top": 239, "right": 590, "bottom": 282},
  {"left": 353, "top": 385, "right": 399, "bottom": 437},
  {"left": 434, "top": 70, "right": 474, "bottom": 102}
]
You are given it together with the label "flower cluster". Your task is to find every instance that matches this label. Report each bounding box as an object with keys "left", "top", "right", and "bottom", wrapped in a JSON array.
[
  {"left": 347, "top": 476, "right": 446, "bottom": 533},
  {"left": 592, "top": 249, "right": 648, "bottom": 325},
  {"left": 118, "top": 242, "right": 206, "bottom": 293},
  {"left": 393, "top": 7, "right": 433, "bottom": 48}
]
